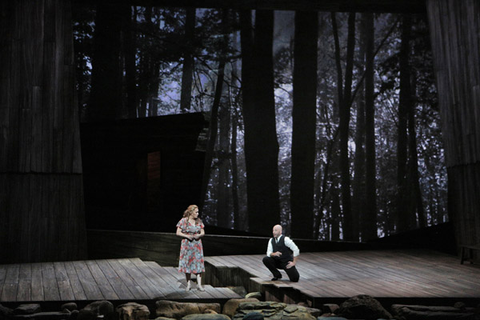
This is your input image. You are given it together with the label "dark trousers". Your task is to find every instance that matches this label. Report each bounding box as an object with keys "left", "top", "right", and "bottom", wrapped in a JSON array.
[{"left": 262, "top": 256, "right": 300, "bottom": 282}]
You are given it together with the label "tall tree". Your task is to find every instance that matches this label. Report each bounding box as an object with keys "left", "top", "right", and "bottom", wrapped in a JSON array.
[
  {"left": 180, "top": 8, "right": 196, "bottom": 113},
  {"left": 217, "top": 102, "right": 232, "bottom": 228},
  {"left": 352, "top": 15, "right": 369, "bottom": 242},
  {"left": 241, "top": 10, "right": 280, "bottom": 235},
  {"left": 290, "top": 11, "right": 318, "bottom": 239},
  {"left": 214, "top": 10, "right": 234, "bottom": 229},
  {"left": 397, "top": 14, "right": 412, "bottom": 233},
  {"left": 362, "top": 12, "right": 378, "bottom": 241},
  {"left": 239, "top": 10, "right": 254, "bottom": 230},
  {"left": 352, "top": 97, "right": 365, "bottom": 241},
  {"left": 229, "top": 34, "right": 243, "bottom": 230},
  {"left": 231, "top": 102, "right": 242, "bottom": 230},
  {"left": 333, "top": 12, "right": 356, "bottom": 240},
  {"left": 137, "top": 7, "right": 161, "bottom": 118},
  {"left": 408, "top": 65, "right": 425, "bottom": 228},
  {"left": 123, "top": 6, "right": 137, "bottom": 119},
  {"left": 199, "top": 10, "right": 229, "bottom": 212},
  {"left": 330, "top": 187, "right": 341, "bottom": 241},
  {"left": 89, "top": 3, "right": 124, "bottom": 120}
]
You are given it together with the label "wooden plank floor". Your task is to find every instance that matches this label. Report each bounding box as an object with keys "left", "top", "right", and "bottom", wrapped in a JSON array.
[
  {"left": 2, "top": 250, "right": 479, "bottom": 307},
  {"left": 0, "top": 258, "right": 241, "bottom": 303},
  {"left": 205, "top": 249, "right": 480, "bottom": 301}
]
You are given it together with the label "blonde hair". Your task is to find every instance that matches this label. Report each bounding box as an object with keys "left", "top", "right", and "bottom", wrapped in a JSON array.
[{"left": 183, "top": 204, "right": 198, "bottom": 218}]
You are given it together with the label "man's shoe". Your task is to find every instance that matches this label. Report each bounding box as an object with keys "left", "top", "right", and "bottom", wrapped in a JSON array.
[{"left": 271, "top": 276, "right": 282, "bottom": 281}]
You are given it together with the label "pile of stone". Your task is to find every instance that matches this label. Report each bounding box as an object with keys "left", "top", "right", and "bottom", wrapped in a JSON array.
[{"left": 0, "top": 294, "right": 478, "bottom": 320}]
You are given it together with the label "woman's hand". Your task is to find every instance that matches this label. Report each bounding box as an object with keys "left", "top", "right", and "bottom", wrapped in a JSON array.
[
  {"left": 193, "top": 229, "right": 205, "bottom": 240},
  {"left": 177, "top": 227, "right": 194, "bottom": 241}
]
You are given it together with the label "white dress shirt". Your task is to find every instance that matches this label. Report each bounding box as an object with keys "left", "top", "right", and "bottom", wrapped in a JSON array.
[{"left": 266, "top": 235, "right": 300, "bottom": 257}]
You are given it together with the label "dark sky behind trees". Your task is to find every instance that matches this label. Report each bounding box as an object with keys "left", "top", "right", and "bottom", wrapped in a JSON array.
[{"left": 73, "top": 5, "right": 446, "bottom": 240}]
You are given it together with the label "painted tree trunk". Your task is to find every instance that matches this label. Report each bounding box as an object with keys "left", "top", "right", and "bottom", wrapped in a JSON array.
[
  {"left": 0, "top": 0, "right": 87, "bottom": 263},
  {"left": 362, "top": 12, "right": 377, "bottom": 241},
  {"left": 291, "top": 11, "right": 318, "bottom": 239},
  {"left": 426, "top": 0, "right": 480, "bottom": 253},
  {"left": 242, "top": 10, "right": 280, "bottom": 236}
]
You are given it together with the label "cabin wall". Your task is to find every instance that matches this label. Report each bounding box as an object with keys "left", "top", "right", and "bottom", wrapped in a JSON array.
[
  {"left": 426, "top": 0, "right": 480, "bottom": 251},
  {"left": 0, "top": 0, "right": 87, "bottom": 263},
  {"left": 80, "top": 114, "right": 208, "bottom": 233}
]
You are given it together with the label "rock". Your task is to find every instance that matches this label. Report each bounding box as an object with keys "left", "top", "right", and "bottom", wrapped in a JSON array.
[
  {"left": 245, "top": 292, "right": 262, "bottom": 300},
  {"left": 223, "top": 298, "right": 260, "bottom": 318},
  {"left": 391, "top": 304, "right": 477, "bottom": 320},
  {"left": 14, "top": 304, "right": 42, "bottom": 314},
  {"left": 0, "top": 304, "right": 13, "bottom": 317},
  {"left": 232, "top": 301, "right": 316, "bottom": 320},
  {"left": 237, "top": 301, "right": 286, "bottom": 312},
  {"left": 205, "top": 309, "right": 218, "bottom": 314},
  {"left": 9, "top": 311, "right": 72, "bottom": 319},
  {"left": 282, "top": 304, "right": 317, "bottom": 319},
  {"left": 321, "top": 304, "right": 339, "bottom": 314},
  {"left": 82, "top": 300, "right": 114, "bottom": 319},
  {"left": 156, "top": 300, "right": 221, "bottom": 319},
  {"left": 70, "top": 309, "right": 80, "bottom": 320},
  {"left": 335, "top": 295, "right": 392, "bottom": 320},
  {"left": 243, "top": 312, "right": 264, "bottom": 320},
  {"left": 229, "top": 286, "right": 248, "bottom": 297},
  {"left": 61, "top": 302, "right": 78, "bottom": 313},
  {"left": 303, "top": 306, "right": 322, "bottom": 318},
  {"left": 77, "top": 309, "right": 97, "bottom": 320},
  {"left": 117, "top": 302, "right": 150, "bottom": 320},
  {"left": 453, "top": 302, "right": 467, "bottom": 311},
  {"left": 181, "top": 314, "right": 230, "bottom": 320}
]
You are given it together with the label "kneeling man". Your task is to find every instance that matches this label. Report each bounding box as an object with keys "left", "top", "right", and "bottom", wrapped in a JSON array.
[{"left": 262, "top": 224, "right": 300, "bottom": 282}]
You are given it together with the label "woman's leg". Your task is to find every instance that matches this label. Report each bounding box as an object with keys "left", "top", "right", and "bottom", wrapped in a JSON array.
[
  {"left": 185, "top": 273, "right": 192, "bottom": 291},
  {"left": 196, "top": 273, "right": 205, "bottom": 291}
]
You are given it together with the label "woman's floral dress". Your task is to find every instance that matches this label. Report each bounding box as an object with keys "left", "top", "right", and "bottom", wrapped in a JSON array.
[{"left": 177, "top": 217, "right": 205, "bottom": 274}]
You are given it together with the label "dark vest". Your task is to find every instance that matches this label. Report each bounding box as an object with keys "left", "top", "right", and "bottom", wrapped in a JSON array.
[{"left": 271, "top": 236, "right": 293, "bottom": 263}]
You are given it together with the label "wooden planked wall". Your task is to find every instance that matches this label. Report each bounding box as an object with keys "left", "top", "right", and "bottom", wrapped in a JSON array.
[
  {"left": 0, "top": 0, "right": 87, "bottom": 263},
  {"left": 426, "top": 0, "right": 480, "bottom": 251}
]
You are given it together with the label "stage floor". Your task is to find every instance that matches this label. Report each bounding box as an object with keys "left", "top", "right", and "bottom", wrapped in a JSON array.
[
  {"left": 1, "top": 249, "right": 479, "bottom": 308},
  {"left": 205, "top": 249, "right": 480, "bottom": 306},
  {"left": 0, "top": 257, "right": 240, "bottom": 305}
]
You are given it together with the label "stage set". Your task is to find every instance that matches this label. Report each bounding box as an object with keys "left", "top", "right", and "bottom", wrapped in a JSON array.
[{"left": 1, "top": 249, "right": 479, "bottom": 310}]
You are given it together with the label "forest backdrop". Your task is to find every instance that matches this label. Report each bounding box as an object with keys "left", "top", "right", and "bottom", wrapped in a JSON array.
[{"left": 73, "top": 4, "right": 446, "bottom": 241}]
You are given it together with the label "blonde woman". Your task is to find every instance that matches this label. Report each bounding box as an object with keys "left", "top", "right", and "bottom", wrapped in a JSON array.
[{"left": 176, "top": 204, "right": 205, "bottom": 291}]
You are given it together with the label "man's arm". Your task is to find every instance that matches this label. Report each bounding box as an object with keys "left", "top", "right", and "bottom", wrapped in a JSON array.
[
  {"left": 284, "top": 237, "right": 300, "bottom": 257},
  {"left": 266, "top": 238, "right": 273, "bottom": 256},
  {"left": 285, "top": 237, "right": 299, "bottom": 268}
]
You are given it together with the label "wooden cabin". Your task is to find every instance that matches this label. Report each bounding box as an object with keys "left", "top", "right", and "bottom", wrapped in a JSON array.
[{"left": 80, "top": 113, "right": 209, "bottom": 232}]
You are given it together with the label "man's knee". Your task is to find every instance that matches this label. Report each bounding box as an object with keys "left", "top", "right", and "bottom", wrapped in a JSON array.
[
  {"left": 287, "top": 268, "right": 300, "bottom": 282},
  {"left": 262, "top": 256, "right": 273, "bottom": 265},
  {"left": 290, "top": 274, "right": 300, "bottom": 282}
]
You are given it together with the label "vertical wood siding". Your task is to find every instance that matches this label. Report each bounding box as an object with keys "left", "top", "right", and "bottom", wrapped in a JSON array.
[
  {"left": 0, "top": 0, "right": 87, "bottom": 263},
  {"left": 426, "top": 0, "right": 480, "bottom": 251}
]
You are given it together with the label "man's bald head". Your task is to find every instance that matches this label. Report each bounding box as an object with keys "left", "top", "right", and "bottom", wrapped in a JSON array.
[{"left": 272, "top": 224, "right": 283, "bottom": 238}]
